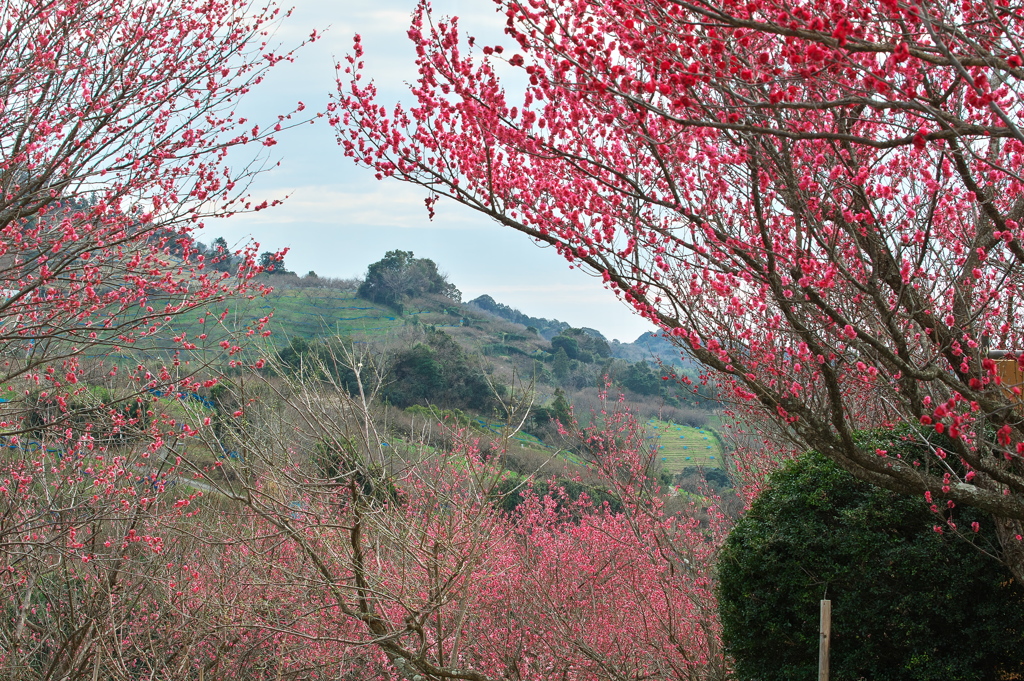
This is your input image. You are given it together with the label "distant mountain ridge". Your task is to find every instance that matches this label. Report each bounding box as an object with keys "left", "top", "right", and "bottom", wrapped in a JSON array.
[
  {"left": 467, "top": 295, "right": 570, "bottom": 339},
  {"left": 468, "top": 294, "right": 689, "bottom": 366},
  {"left": 468, "top": 295, "right": 614, "bottom": 343}
]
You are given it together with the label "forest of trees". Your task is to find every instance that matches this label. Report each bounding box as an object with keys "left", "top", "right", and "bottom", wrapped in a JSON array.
[{"left": 468, "top": 295, "right": 570, "bottom": 339}]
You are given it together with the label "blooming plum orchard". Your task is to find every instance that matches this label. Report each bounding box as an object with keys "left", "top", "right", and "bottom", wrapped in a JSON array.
[
  {"left": 191, "top": 360, "right": 730, "bottom": 680},
  {"left": 336, "top": 0, "right": 1024, "bottom": 578}
]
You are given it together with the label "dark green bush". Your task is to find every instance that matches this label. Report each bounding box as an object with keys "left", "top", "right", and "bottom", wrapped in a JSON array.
[
  {"left": 550, "top": 335, "right": 580, "bottom": 360},
  {"left": 621, "top": 360, "right": 661, "bottom": 396},
  {"left": 383, "top": 330, "right": 499, "bottom": 412},
  {"left": 275, "top": 337, "right": 360, "bottom": 394},
  {"left": 718, "top": 437, "right": 1024, "bottom": 681}
]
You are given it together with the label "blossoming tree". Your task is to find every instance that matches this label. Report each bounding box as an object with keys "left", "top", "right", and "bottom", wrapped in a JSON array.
[
  {"left": 0, "top": 0, "right": 304, "bottom": 674},
  {"left": 336, "top": 0, "right": 1024, "bottom": 578},
  {"left": 190, "top": 365, "right": 730, "bottom": 681},
  {"left": 0, "top": 0, "right": 305, "bottom": 428}
]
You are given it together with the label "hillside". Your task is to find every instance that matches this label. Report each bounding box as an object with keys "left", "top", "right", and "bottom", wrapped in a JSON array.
[
  {"left": 244, "top": 271, "right": 726, "bottom": 475},
  {"left": 126, "top": 257, "right": 727, "bottom": 489}
]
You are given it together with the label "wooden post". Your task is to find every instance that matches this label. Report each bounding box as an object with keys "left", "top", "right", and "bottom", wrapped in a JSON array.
[{"left": 818, "top": 599, "right": 831, "bottom": 681}]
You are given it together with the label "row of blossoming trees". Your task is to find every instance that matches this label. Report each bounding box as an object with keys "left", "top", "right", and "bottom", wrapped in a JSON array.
[{"left": 171, "top": 366, "right": 731, "bottom": 680}]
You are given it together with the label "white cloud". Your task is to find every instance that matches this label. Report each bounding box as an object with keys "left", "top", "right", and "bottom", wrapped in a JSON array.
[{"left": 224, "top": 183, "right": 487, "bottom": 231}]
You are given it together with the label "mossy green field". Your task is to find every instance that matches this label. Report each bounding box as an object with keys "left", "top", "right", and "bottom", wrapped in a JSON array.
[
  {"left": 645, "top": 418, "right": 723, "bottom": 472},
  {"left": 140, "top": 287, "right": 407, "bottom": 357},
  {"left": 246, "top": 288, "right": 406, "bottom": 341}
]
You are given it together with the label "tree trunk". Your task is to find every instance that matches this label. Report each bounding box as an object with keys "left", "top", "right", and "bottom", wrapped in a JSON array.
[{"left": 994, "top": 516, "right": 1024, "bottom": 585}]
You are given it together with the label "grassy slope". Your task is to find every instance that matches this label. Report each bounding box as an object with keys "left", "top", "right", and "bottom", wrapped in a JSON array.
[
  {"left": 122, "top": 287, "right": 407, "bottom": 362},
  {"left": 84, "top": 287, "right": 406, "bottom": 364},
  {"left": 197, "top": 288, "right": 407, "bottom": 342},
  {"left": 645, "top": 418, "right": 724, "bottom": 472},
  {"left": 261, "top": 288, "right": 406, "bottom": 339}
]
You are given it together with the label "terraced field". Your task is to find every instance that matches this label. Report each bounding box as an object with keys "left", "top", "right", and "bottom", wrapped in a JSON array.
[
  {"left": 122, "top": 288, "right": 410, "bottom": 360},
  {"left": 463, "top": 418, "right": 720, "bottom": 472},
  {"left": 239, "top": 288, "right": 407, "bottom": 341},
  {"left": 645, "top": 418, "right": 724, "bottom": 472}
]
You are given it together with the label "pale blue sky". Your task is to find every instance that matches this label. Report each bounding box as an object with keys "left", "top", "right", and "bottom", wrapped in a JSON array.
[{"left": 205, "top": 0, "right": 658, "bottom": 343}]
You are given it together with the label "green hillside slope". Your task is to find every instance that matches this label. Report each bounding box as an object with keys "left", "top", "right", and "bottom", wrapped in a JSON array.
[{"left": 646, "top": 418, "right": 724, "bottom": 472}]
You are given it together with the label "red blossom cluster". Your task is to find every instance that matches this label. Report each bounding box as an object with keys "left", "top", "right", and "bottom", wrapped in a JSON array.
[{"left": 335, "top": 0, "right": 1024, "bottom": 579}]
